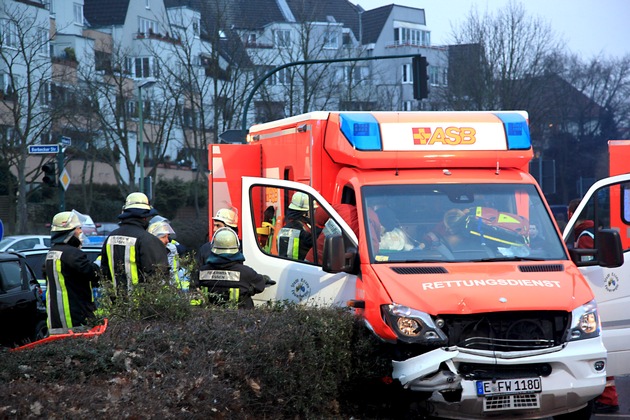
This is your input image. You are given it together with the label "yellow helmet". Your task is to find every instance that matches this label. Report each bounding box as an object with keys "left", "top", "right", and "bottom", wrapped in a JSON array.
[
  {"left": 288, "top": 191, "right": 309, "bottom": 211},
  {"left": 148, "top": 220, "right": 175, "bottom": 238},
  {"left": 213, "top": 208, "right": 238, "bottom": 228},
  {"left": 123, "top": 192, "right": 152, "bottom": 210},
  {"left": 51, "top": 211, "right": 82, "bottom": 232},
  {"left": 211, "top": 227, "right": 240, "bottom": 254}
]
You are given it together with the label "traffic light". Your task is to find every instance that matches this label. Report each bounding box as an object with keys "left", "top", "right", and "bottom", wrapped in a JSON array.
[
  {"left": 412, "top": 55, "right": 429, "bottom": 100},
  {"left": 42, "top": 162, "right": 57, "bottom": 187}
]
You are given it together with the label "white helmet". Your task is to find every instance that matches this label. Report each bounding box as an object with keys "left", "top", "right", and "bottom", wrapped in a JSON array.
[
  {"left": 211, "top": 227, "right": 240, "bottom": 255},
  {"left": 51, "top": 211, "right": 82, "bottom": 232},
  {"left": 288, "top": 192, "right": 309, "bottom": 211},
  {"left": 123, "top": 192, "right": 152, "bottom": 210},
  {"left": 148, "top": 220, "right": 175, "bottom": 238},
  {"left": 213, "top": 207, "right": 238, "bottom": 228}
]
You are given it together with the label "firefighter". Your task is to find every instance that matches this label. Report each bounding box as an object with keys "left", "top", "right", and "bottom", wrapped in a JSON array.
[
  {"left": 198, "top": 207, "right": 239, "bottom": 268},
  {"left": 100, "top": 192, "right": 169, "bottom": 294},
  {"left": 148, "top": 219, "right": 188, "bottom": 291},
  {"left": 45, "top": 211, "right": 100, "bottom": 332},
  {"left": 277, "top": 192, "right": 314, "bottom": 260},
  {"left": 197, "top": 227, "right": 273, "bottom": 308}
]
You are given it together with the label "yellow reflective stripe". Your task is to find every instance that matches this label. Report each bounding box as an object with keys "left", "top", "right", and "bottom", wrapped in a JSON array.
[
  {"left": 106, "top": 243, "right": 116, "bottom": 289},
  {"left": 291, "top": 237, "right": 300, "bottom": 259},
  {"left": 47, "top": 251, "right": 72, "bottom": 329},
  {"left": 229, "top": 288, "right": 239, "bottom": 303},
  {"left": 128, "top": 246, "right": 138, "bottom": 286}
]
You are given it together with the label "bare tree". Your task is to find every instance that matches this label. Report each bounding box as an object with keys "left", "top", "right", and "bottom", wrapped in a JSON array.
[
  {"left": 0, "top": 2, "right": 53, "bottom": 233},
  {"left": 445, "top": 0, "right": 563, "bottom": 111}
]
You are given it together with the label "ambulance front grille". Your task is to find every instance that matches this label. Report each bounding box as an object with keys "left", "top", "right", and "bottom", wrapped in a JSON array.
[
  {"left": 483, "top": 393, "right": 540, "bottom": 411},
  {"left": 440, "top": 310, "right": 569, "bottom": 351}
]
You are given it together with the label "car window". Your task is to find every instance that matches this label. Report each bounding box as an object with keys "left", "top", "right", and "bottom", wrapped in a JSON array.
[
  {"left": 24, "top": 254, "right": 47, "bottom": 279},
  {"left": 0, "top": 260, "right": 23, "bottom": 291},
  {"left": 15, "top": 239, "right": 39, "bottom": 251},
  {"left": 43, "top": 238, "right": 51, "bottom": 247}
]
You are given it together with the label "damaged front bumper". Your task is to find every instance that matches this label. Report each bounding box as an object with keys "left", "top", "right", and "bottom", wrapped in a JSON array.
[{"left": 391, "top": 338, "right": 607, "bottom": 419}]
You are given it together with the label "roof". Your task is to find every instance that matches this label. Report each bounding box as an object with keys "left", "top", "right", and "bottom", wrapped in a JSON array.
[
  {"left": 84, "top": 0, "right": 130, "bottom": 27},
  {"left": 360, "top": 4, "right": 393, "bottom": 44}
]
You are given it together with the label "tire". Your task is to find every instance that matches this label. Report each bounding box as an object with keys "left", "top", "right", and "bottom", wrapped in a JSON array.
[{"left": 32, "top": 320, "right": 49, "bottom": 342}]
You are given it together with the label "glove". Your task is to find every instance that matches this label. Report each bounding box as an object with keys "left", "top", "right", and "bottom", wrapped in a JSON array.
[{"left": 263, "top": 275, "right": 276, "bottom": 286}]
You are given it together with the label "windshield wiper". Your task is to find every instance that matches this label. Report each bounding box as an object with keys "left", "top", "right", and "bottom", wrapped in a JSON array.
[{"left": 476, "top": 256, "right": 546, "bottom": 262}]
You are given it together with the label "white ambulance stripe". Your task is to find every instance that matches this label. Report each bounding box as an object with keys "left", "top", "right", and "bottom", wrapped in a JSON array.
[
  {"left": 199, "top": 270, "right": 240, "bottom": 282},
  {"left": 380, "top": 122, "right": 508, "bottom": 151}
]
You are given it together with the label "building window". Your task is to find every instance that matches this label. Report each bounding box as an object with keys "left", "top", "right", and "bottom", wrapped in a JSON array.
[
  {"left": 402, "top": 63, "right": 412, "bottom": 84},
  {"left": 44, "top": 0, "right": 55, "bottom": 13},
  {"left": 274, "top": 29, "right": 290, "bottom": 48},
  {"left": 126, "top": 57, "right": 159, "bottom": 79},
  {"left": 145, "top": 0, "right": 150, "bottom": 9},
  {"left": 0, "top": 73, "right": 16, "bottom": 99},
  {"left": 244, "top": 33, "right": 256, "bottom": 46},
  {"left": 138, "top": 17, "right": 159, "bottom": 36},
  {"left": 39, "top": 81, "right": 51, "bottom": 107},
  {"left": 39, "top": 28, "right": 49, "bottom": 55},
  {"left": 73, "top": 3, "right": 83, "bottom": 25},
  {"left": 394, "top": 27, "right": 429, "bottom": 47},
  {"left": 1, "top": 20, "right": 19, "bottom": 48},
  {"left": 336, "top": 65, "right": 368, "bottom": 83},
  {"left": 323, "top": 31, "right": 338, "bottom": 49},
  {"left": 402, "top": 100, "right": 413, "bottom": 111},
  {"left": 274, "top": 67, "right": 291, "bottom": 85},
  {"left": 192, "top": 18, "right": 200, "bottom": 37},
  {"left": 183, "top": 108, "right": 199, "bottom": 129}
]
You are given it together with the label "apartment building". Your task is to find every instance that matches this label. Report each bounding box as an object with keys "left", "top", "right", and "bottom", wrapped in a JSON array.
[{"left": 1, "top": 0, "right": 438, "bottom": 231}]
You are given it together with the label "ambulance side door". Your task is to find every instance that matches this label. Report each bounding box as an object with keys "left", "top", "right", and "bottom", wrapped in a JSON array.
[
  {"left": 563, "top": 174, "right": 630, "bottom": 376},
  {"left": 240, "top": 177, "right": 359, "bottom": 307}
]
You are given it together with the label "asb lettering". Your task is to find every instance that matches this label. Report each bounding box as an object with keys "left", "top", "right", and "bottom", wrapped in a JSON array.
[{"left": 412, "top": 127, "right": 477, "bottom": 146}]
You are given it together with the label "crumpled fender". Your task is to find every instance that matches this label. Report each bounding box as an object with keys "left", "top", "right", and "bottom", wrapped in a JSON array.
[{"left": 392, "top": 347, "right": 459, "bottom": 386}]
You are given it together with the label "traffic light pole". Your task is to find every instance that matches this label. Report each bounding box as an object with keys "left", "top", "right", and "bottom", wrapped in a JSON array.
[{"left": 240, "top": 53, "right": 424, "bottom": 133}]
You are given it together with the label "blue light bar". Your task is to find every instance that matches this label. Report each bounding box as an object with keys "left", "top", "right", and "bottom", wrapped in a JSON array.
[
  {"left": 339, "top": 113, "right": 382, "bottom": 151},
  {"left": 493, "top": 112, "right": 531, "bottom": 150}
]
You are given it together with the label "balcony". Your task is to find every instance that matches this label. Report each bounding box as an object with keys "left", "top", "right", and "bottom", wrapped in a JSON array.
[{"left": 134, "top": 31, "right": 182, "bottom": 46}]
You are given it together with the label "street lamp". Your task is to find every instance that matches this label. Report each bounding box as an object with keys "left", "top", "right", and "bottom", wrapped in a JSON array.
[{"left": 137, "top": 77, "right": 157, "bottom": 193}]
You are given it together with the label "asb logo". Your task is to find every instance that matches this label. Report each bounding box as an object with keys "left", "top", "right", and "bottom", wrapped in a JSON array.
[{"left": 412, "top": 127, "right": 477, "bottom": 145}]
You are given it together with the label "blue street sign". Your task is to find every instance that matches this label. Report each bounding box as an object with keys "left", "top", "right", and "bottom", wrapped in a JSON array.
[
  {"left": 28, "top": 144, "right": 60, "bottom": 154},
  {"left": 60, "top": 136, "right": 71, "bottom": 146}
]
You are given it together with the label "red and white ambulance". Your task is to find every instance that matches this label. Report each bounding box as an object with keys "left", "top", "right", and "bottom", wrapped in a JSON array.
[{"left": 209, "top": 111, "right": 629, "bottom": 419}]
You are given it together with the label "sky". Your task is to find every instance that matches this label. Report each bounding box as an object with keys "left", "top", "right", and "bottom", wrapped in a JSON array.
[{"left": 352, "top": 0, "right": 630, "bottom": 60}]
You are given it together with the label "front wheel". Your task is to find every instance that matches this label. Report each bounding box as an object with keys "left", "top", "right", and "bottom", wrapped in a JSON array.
[{"left": 553, "top": 399, "right": 593, "bottom": 420}]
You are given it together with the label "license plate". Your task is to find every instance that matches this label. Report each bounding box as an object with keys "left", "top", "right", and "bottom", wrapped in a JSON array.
[{"left": 476, "top": 377, "right": 542, "bottom": 396}]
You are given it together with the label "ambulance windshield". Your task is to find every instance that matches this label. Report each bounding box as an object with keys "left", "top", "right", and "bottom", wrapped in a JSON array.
[{"left": 362, "top": 183, "right": 566, "bottom": 263}]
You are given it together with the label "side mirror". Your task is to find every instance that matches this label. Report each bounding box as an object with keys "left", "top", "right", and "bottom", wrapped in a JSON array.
[
  {"left": 322, "top": 235, "right": 357, "bottom": 274},
  {"left": 569, "top": 228, "right": 624, "bottom": 268},
  {"left": 596, "top": 229, "right": 624, "bottom": 268}
]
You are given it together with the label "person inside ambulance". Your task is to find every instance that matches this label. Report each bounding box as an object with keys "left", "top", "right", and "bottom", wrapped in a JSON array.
[
  {"left": 305, "top": 204, "right": 359, "bottom": 264},
  {"left": 374, "top": 206, "right": 416, "bottom": 252},
  {"left": 197, "top": 227, "right": 274, "bottom": 308},
  {"left": 277, "top": 192, "right": 314, "bottom": 260}
]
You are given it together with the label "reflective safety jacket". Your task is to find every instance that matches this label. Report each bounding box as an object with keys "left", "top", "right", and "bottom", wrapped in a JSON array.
[
  {"left": 198, "top": 253, "right": 267, "bottom": 309},
  {"left": 277, "top": 215, "right": 312, "bottom": 260},
  {"left": 45, "top": 240, "right": 100, "bottom": 330},
  {"left": 101, "top": 218, "right": 169, "bottom": 292}
]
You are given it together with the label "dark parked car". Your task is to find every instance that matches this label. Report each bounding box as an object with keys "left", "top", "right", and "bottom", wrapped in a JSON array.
[{"left": 0, "top": 252, "right": 48, "bottom": 347}]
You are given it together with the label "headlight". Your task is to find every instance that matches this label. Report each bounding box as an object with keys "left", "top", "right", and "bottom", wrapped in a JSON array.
[
  {"left": 382, "top": 304, "right": 448, "bottom": 345},
  {"left": 568, "top": 299, "right": 600, "bottom": 341}
]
